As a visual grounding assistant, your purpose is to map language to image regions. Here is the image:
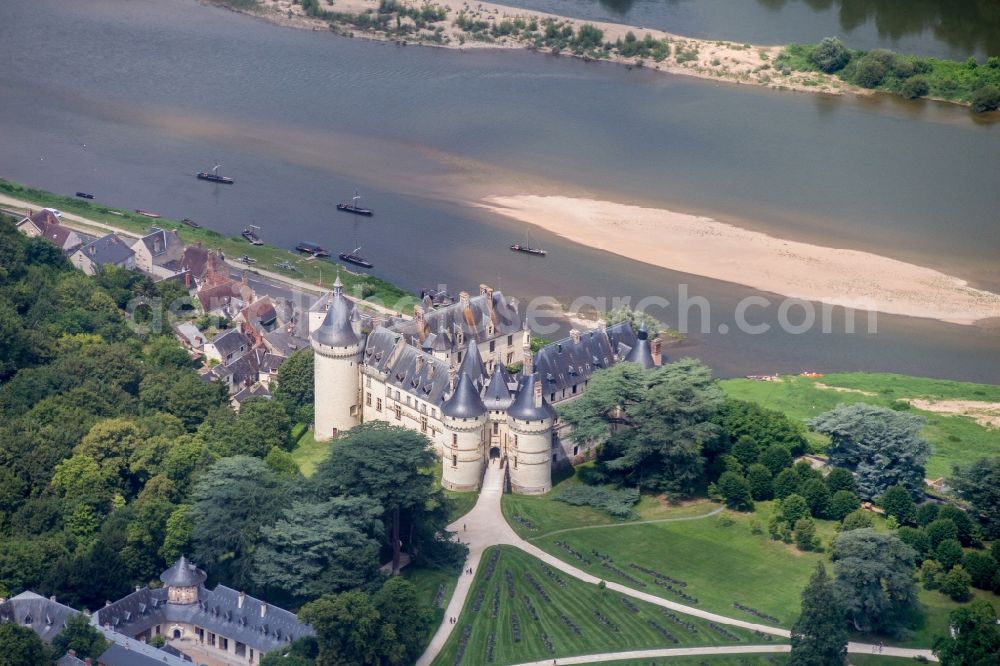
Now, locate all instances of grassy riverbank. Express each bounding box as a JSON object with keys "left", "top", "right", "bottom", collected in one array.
[
  {"left": 778, "top": 39, "right": 1000, "bottom": 110},
  {"left": 0, "top": 177, "right": 415, "bottom": 310}
]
